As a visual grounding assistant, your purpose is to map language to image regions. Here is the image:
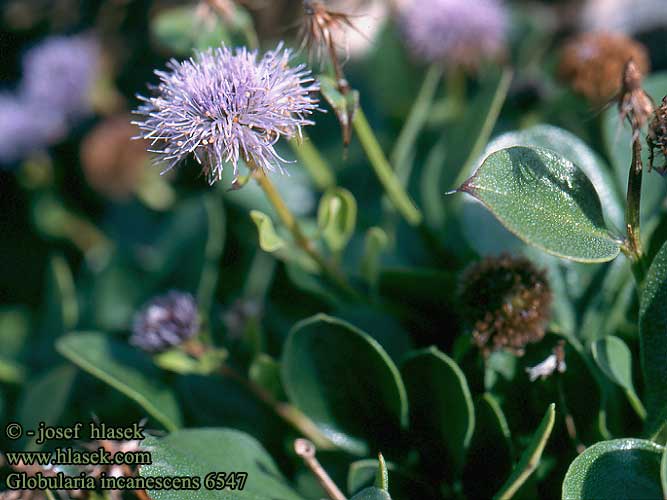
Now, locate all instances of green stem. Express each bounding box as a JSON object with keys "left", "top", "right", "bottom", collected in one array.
[
  {"left": 289, "top": 135, "right": 336, "bottom": 190},
  {"left": 219, "top": 364, "right": 336, "bottom": 451},
  {"left": 626, "top": 388, "right": 648, "bottom": 421},
  {"left": 391, "top": 64, "right": 443, "bottom": 186},
  {"left": 249, "top": 163, "right": 358, "bottom": 299},
  {"left": 353, "top": 108, "right": 423, "bottom": 226},
  {"left": 623, "top": 138, "right": 648, "bottom": 284}
]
